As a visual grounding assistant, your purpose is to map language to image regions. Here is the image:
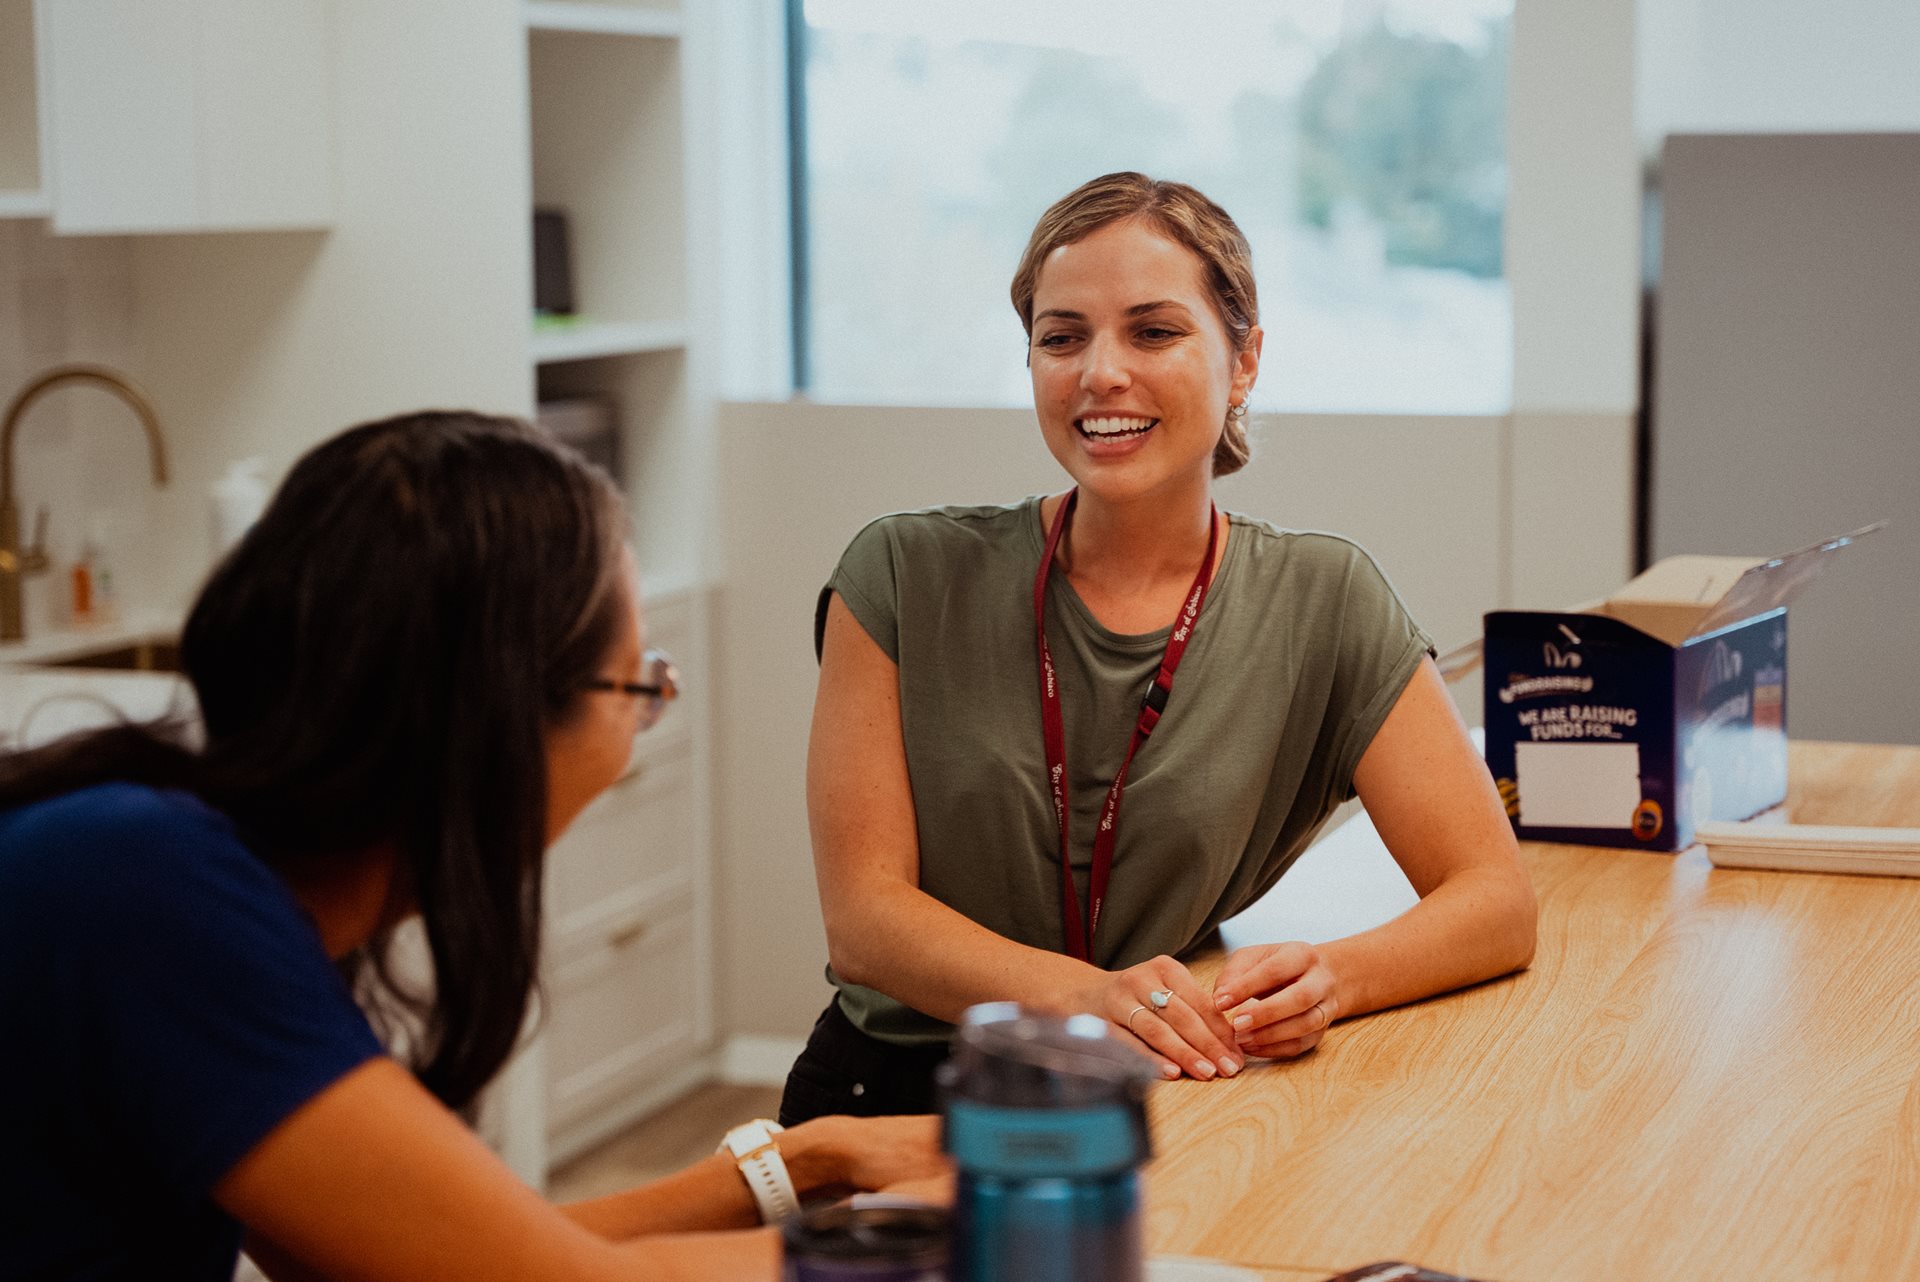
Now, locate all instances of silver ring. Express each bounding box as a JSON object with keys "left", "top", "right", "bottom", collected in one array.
[
  {"left": 1148, "top": 989, "right": 1174, "bottom": 1010},
  {"left": 1311, "top": 1001, "right": 1328, "bottom": 1031},
  {"left": 1125, "top": 1004, "right": 1151, "bottom": 1036}
]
